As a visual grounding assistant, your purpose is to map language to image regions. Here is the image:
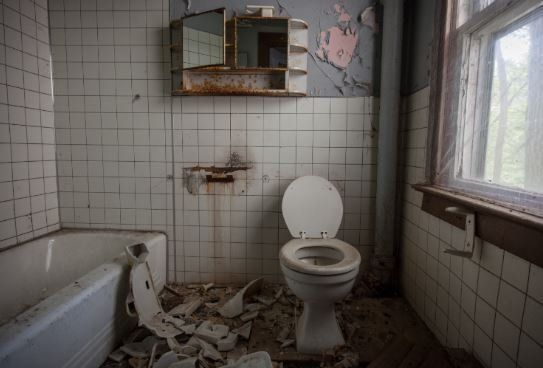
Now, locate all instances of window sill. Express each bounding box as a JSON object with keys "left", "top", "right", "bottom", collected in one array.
[{"left": 412, "top": 184, "right": 543, "bottom": 268}]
